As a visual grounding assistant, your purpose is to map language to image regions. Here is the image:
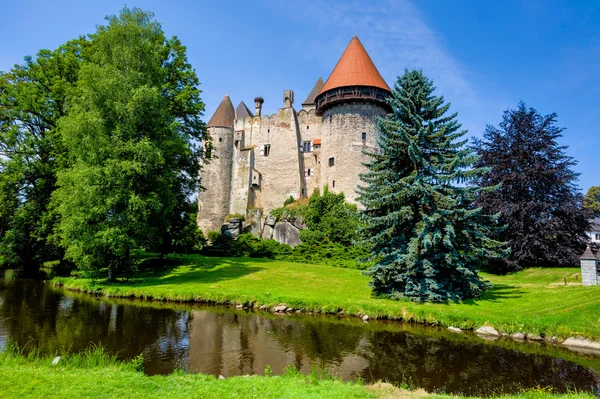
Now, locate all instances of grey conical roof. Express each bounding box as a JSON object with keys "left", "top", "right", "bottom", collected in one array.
[
  {"left": 580, "top": 244, "right": 598, "bottom": 260},
  {"left": 207, "top": 95, "right": 235, "bottom": 128},
  {"left": 236, "top": 101, "right": 254, "bottom": 119},
  {"left": 302, "top": 77, "right": 325, "bottom": 106}
]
